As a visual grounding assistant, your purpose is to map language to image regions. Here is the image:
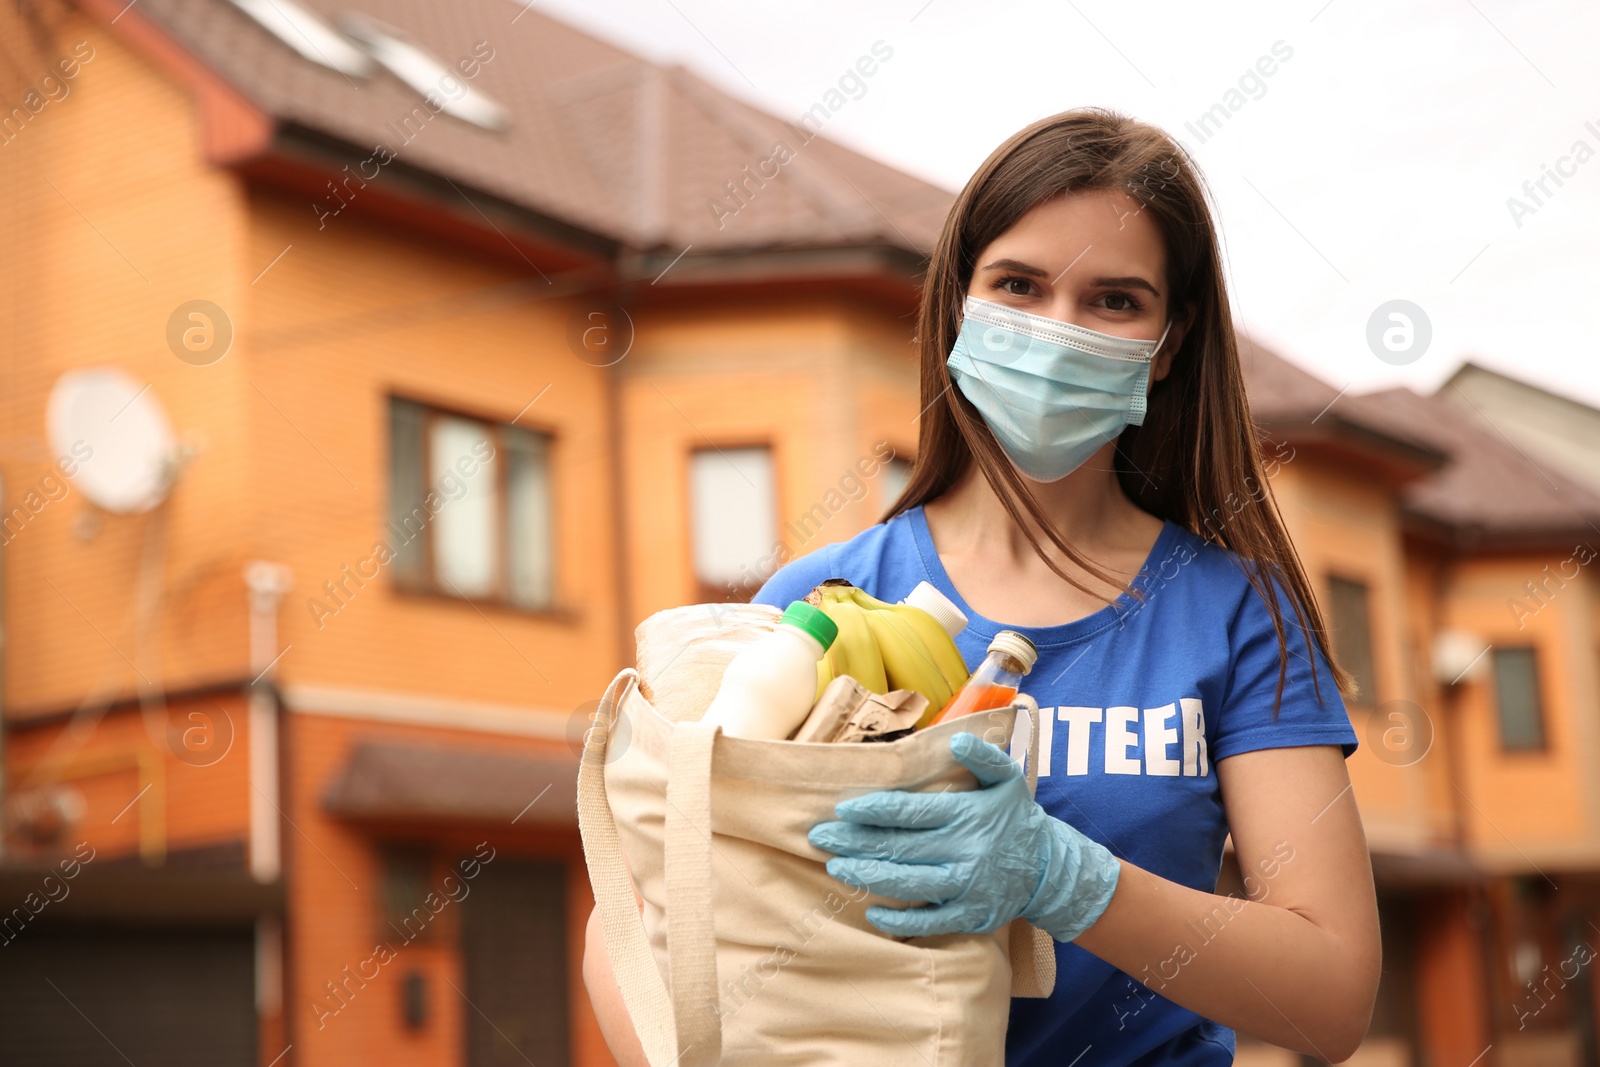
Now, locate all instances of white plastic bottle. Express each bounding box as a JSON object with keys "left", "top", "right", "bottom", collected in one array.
[
  {"left": 901, "top": 580, "right": 968, "bottom": 637},
  {"left": 701, "top": 601, "right": 839, "bottom": 739}
]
